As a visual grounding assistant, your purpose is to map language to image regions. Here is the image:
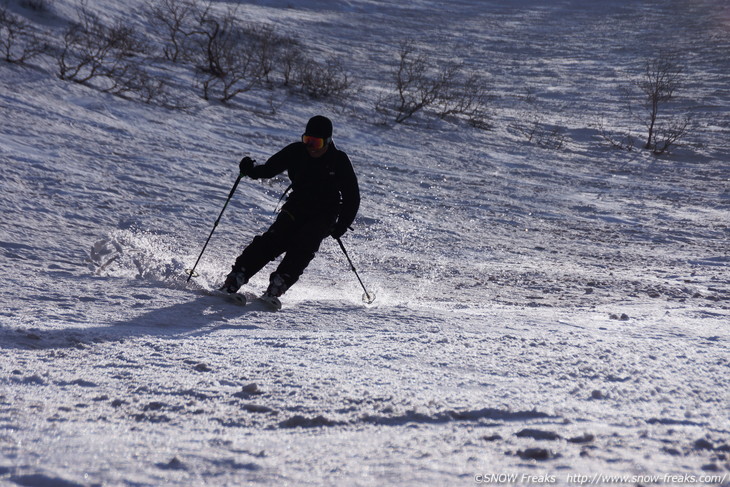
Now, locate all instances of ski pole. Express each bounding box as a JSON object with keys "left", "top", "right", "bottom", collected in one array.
[
  {"left": 336, "top": 237, "right": 375, "bottom": 304},
  {"left": 186, "top": 173, "right": 243, "bottom": 282}
]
